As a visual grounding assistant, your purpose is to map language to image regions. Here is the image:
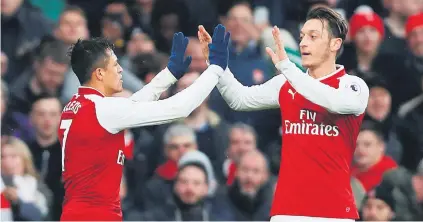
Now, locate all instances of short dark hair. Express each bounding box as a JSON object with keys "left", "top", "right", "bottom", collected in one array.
[
  {"left": 360, "top": 120, "right": 384, "bottom": 141},
  {"left": 69, "top": 38, "right": 115, "bottom": 84},
  {"left": 306, "top": 7, "right": 348, "bottom": 42},
  {"left": 131, "top": 53, "right": 165, "bottom": 80},
  {"left": 61, "top": 5, "right": 86, "bottom": 20},
  {"left": 31, "top": 94, "right": 62, "bottom": 111},
  {"left": 36, "top": 40, "right": 70, "bottom": 65},
  {"left": 177, "top": 162, "right": 209, "bottom": 184}
]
